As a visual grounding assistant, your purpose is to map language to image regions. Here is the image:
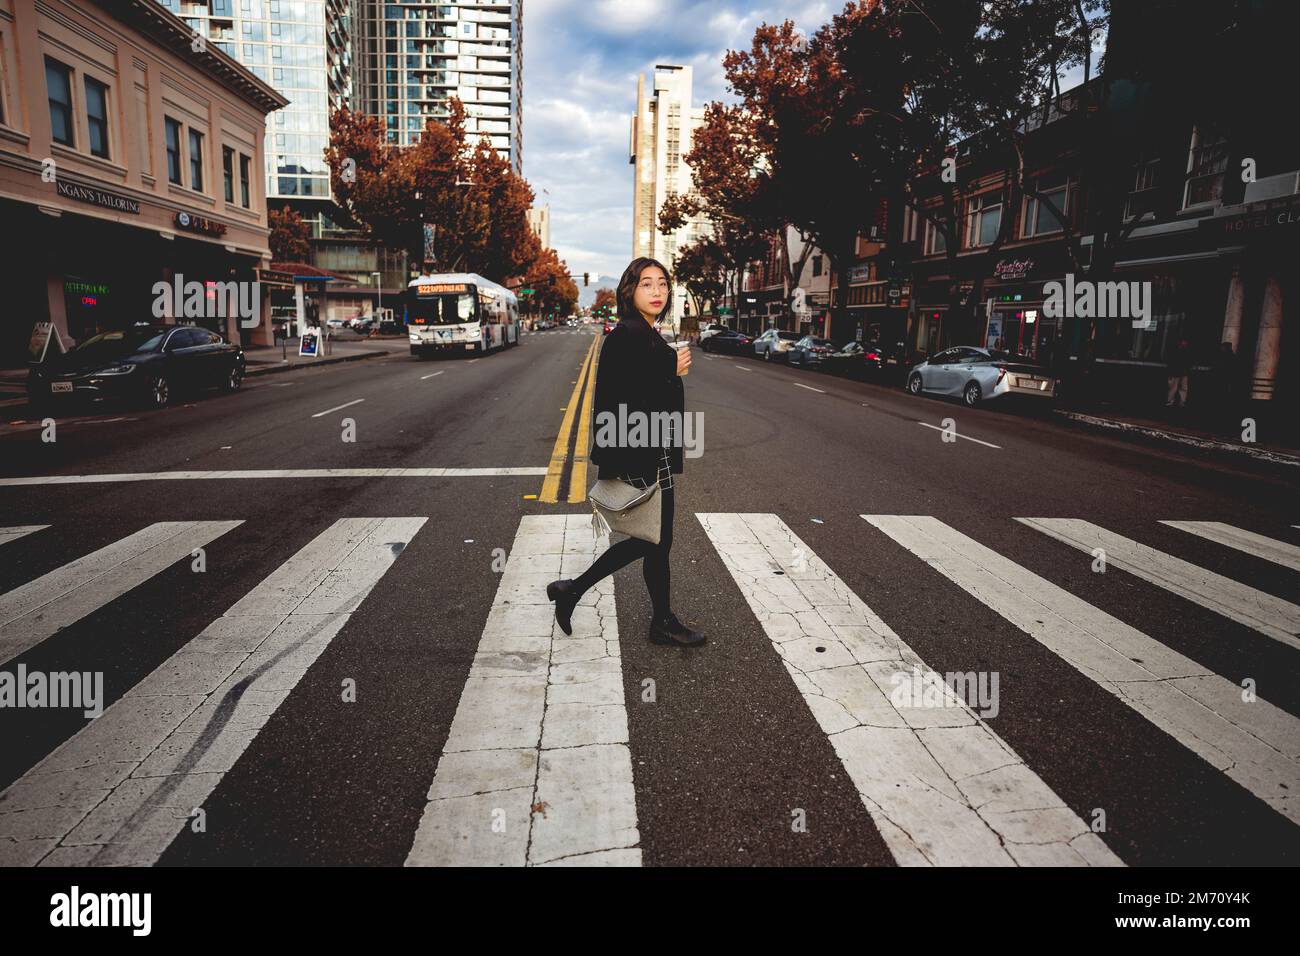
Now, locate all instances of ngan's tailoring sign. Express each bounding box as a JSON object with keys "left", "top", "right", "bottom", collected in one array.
[{"left": 55, "top": 180, "right": 140, "bottom": 214}]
